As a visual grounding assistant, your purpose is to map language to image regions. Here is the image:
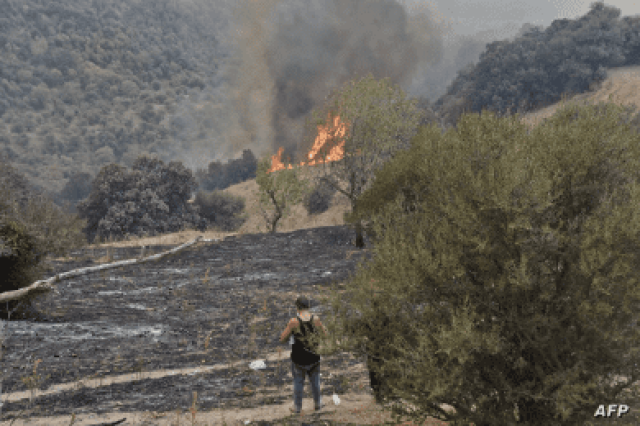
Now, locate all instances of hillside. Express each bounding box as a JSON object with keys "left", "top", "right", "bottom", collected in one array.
[
  {"left": 74, "top": 63, "right": 640, "bottom": 252},
  {"left": 518, "top": 65, "right": 640, "bottom": 131},
  {"left": 3, "top": 1, "right": 640, "bottom": 253},
  {"left": 215, "top": 64, "right": 640, "bottom": 240},
  {"left": 0, "top": 0, "right": 229, "bottom": 204}
]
